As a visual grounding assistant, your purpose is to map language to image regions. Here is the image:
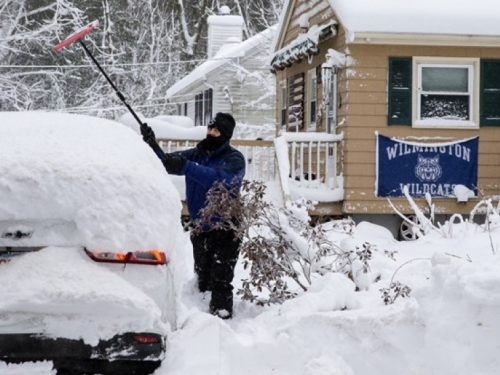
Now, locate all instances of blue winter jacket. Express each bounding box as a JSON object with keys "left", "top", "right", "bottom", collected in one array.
[{"left": 171, "top": 139, "right": 246, "bottom": 223}]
